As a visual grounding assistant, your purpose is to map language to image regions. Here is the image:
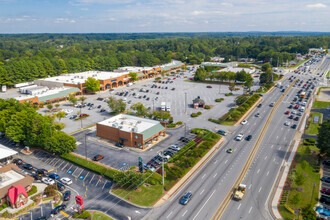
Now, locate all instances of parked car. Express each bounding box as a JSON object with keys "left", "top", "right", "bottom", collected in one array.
[
  {"left": 217, "top": 130, "right": 227, "bottom": 136},
  {"left": 321, "top": 188, "right": 330, "bottom": 195},
  {"left": 285, "top": 111, "right": 290, "bottom": 115},
  {"left": 49, "top": 173, "right": 60, "bottom": 180},
  {"left": 169, "top": 145, "right": 181, "bottom": 151},
  {"left": 13, "top": 158, "right": 23, "bottom": 165},
  {"left": 284, "top": 121, "right": 291, "bottom": 126},
  {"left": 291, "top": 124, "right": 297, "bottom": 129},
  {"left": 321, "top": 177, "right": 330, "bottom": 183},
  {"left": 60, "top": 177, "right": 73, "bottom": 185},
  {"left": 320, "top": 195, "right": 330, "bottom": 205},
  {"left": 289, "top": 115, "right": 294, "bottom": 119},
  {"left": 69, "top": 115, "right": 77, "bottom": 119},
  {"left": 33, "top": 174, "right": 42, "bottom": 180},
  {"left": 294, "top": 117, "right": 299, "bottom": 121},
  {"left": 37, "top": 169, "right": 48, "bottom": 175},
  {"left": 63, "top": 191, "right": 71, "bottom": 201},
  {"left": 100, "top": 109, "right": 106, "bottom": 112},
  {"left": 41, "top": 177, "right": 55, "bottom": 185},
  {"left": 97, "top": 105, "right": 102, "bottom": 108},
  {"left": 23, "top": 164, "right": 33, "bottom": 170},
  {"left": 51, "top": 204, "right": 66, "bottom": 215},
  {"left": 206, "top": 86, "right": 212, "bottom": 88},
  {"left": 56, "top": 182, "right": 66, "bottom": 191},
  {"left": 93, "top": 155, "right": 104, "bottom": 161},
  {"left": 180, "top": 192, "right": 192, "bottom": 205}
]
